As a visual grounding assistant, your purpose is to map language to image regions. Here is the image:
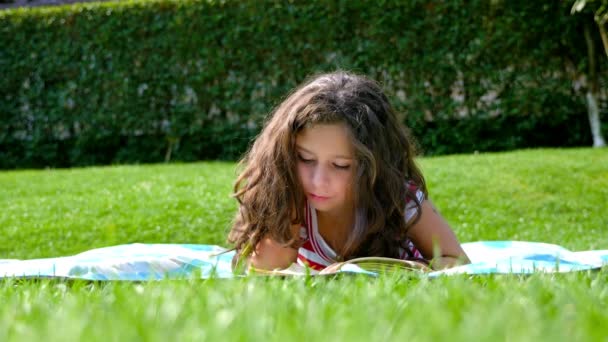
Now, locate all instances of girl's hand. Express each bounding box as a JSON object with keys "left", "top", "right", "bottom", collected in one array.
[
  {"left": 429, "top": 256, "right": 470, "bottom": 270},
  {"left": 319, "top": 262, "right": 344, "bottom": 274}
]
